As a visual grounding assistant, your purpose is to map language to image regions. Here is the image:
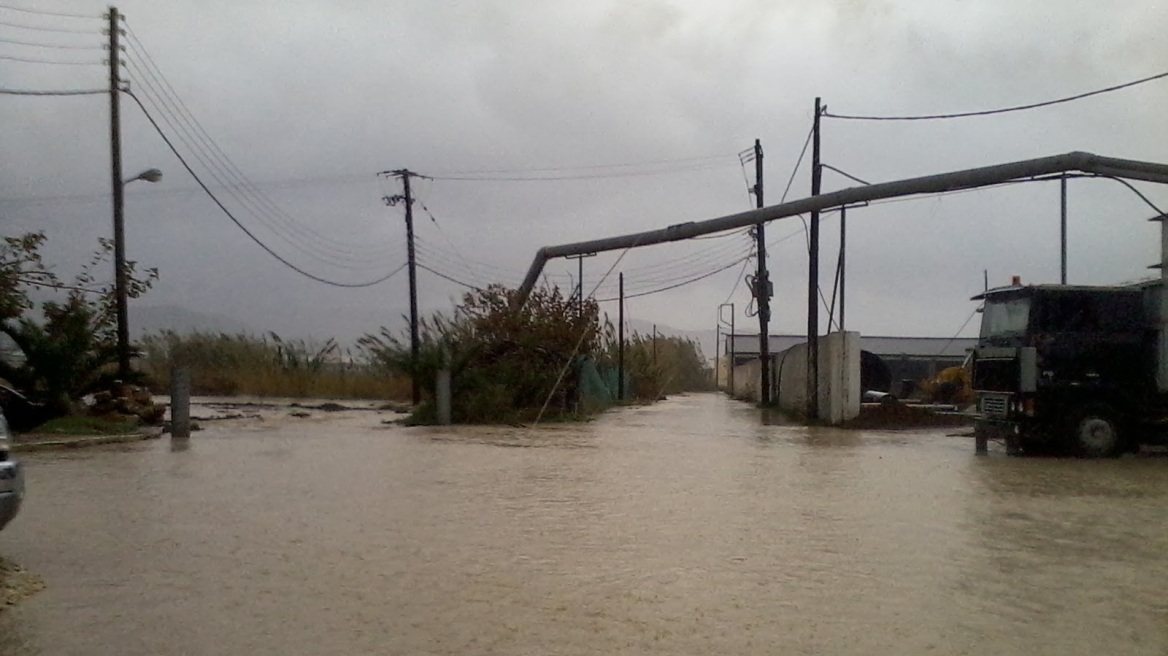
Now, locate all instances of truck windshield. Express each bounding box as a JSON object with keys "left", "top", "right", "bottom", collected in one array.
[{"left": 980, "top": 298, "right": 1029, "bottom": 341}]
